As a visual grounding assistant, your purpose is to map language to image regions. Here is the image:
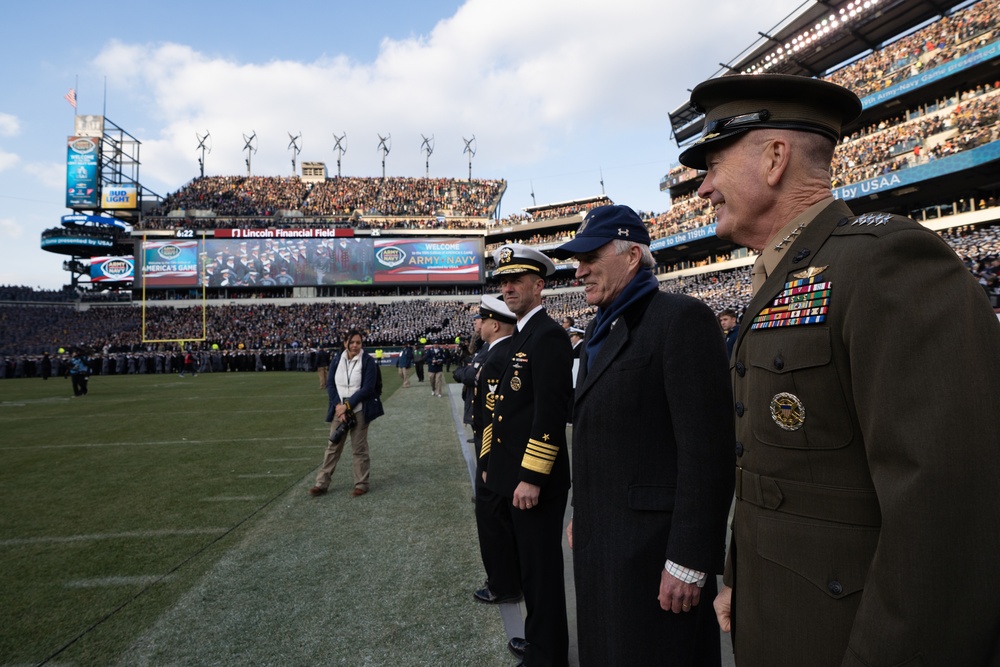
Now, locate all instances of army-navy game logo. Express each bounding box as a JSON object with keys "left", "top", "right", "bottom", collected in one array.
[
  {"left": 99, "top": 258, "right": 133, "bottom": 279},
  {"left": 375, "top": 246, "right": 406, "bottom": 268},
  {"left": 157, "top": 244, "right": 183, "bottom": 260}
]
